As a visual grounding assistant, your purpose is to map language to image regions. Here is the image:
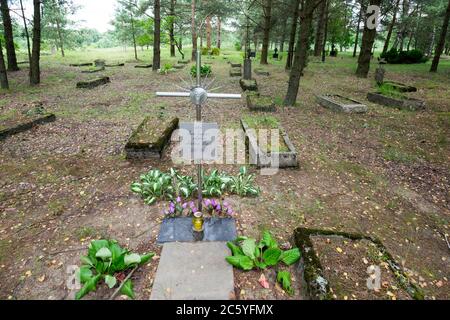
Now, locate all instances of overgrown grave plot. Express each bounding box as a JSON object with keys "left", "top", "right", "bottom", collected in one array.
[
  {"left": 241, "top": 116, "right": 298, "bottom": 168},
  {"left": 245, "top": 91, "right": 276, "bottom": 112},
  {"left": 316, "top": 94, "right": 368, "bottom": 113},
  {"left": 230, "top": 67, "right": 242, "bottom": 77},
  {"left": 383, "top": 81, "right": 417, "bottom": 93},
  {"left": 294, "top": 228, "right": 424, "bottom": 300},
  {"left": 105, "top": 62, "right": 125, "bottom": 67},
  {"left": 135, "top": 64, "right": 153, "bottom": 69},
  {"left": 367, "top": 83, "right": 425, "bottom": 111},
  {"left": 69, "top": 62, "right": 93, "bottom": 67},
  {"left": 0, "top": 105, "right": 56, "bottom": 141},
  {"left": 254, "top": 69, "right": 270, "bottom": 76},
  {"left": 173, "top": 64, "right": 185, "bottom": 70},
  {"left": 125, "top": 116, "right": 179, "bottom": 160},
  {"left": 76, "top": 77, "right": 110, "bottom": 89},
  {"left": 81, "top": 66, "right": 105, "bottom": 73}
]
